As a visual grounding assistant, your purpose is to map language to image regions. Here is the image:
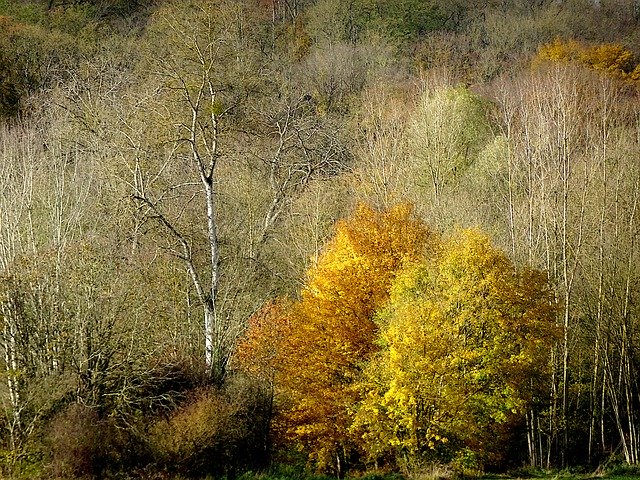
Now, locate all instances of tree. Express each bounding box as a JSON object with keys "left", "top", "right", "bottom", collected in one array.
[
  {"left": 534, "top": 39, "right": 639, "bottom": 81},
  {"left": 350, "top": 82, "right": 415, "bottom": 210},
  {"left": 0, "top": 112, "right": 134, "bottom": 472},
  {"left": 351, "top": 229, "right": 558, "bottom": 472},
  {"left": 232, "top": 50, "right": 350, "bottom": 263},
  {"left": 239, "top": 203, "right": 431, "bottom": 473},
  {"left": 304, "top": 0, "right": 447, "bottom": 45},
  {"left": 123, "top": 0, "right": 352, "bottom": 384},
  {"left": 406, "top": 85, "right": 492, "bottom": 226},
  {"left": 487, "top": 63, "right": 640, "bottom": 466},
  {"left": 121, "top": 0, "right": 271, "bottom": 384}
]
